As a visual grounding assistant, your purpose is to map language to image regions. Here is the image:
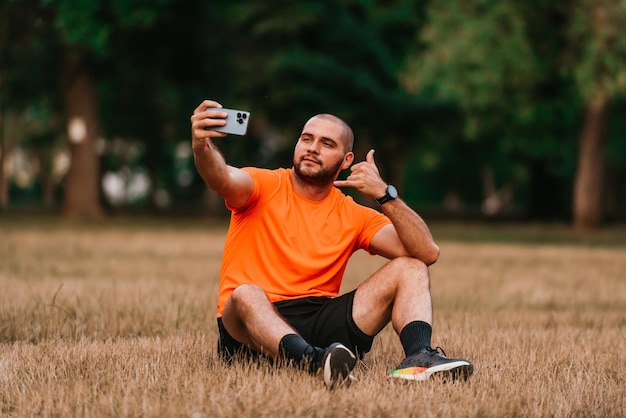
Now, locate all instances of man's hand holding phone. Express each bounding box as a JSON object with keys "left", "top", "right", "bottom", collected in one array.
[
  {"left": 191, "top": 100, "right": 226, "bottom": 152},
  {"left": 191, "top": 100, "right": 255, "bottom": 208},
  {"left": 191, "top": 100, "right": 250, "bottom": 148}
]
